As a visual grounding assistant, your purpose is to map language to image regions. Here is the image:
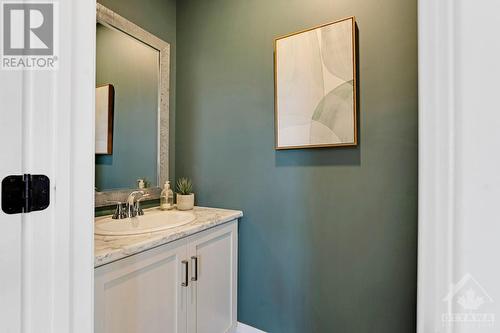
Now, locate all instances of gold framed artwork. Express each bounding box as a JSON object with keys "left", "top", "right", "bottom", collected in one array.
[
  {"left": 95, "top": 84, "right": 115, "bottom": 155},
  {"left": 274, "top": 17, "right": 357, "bottom": 150}
]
